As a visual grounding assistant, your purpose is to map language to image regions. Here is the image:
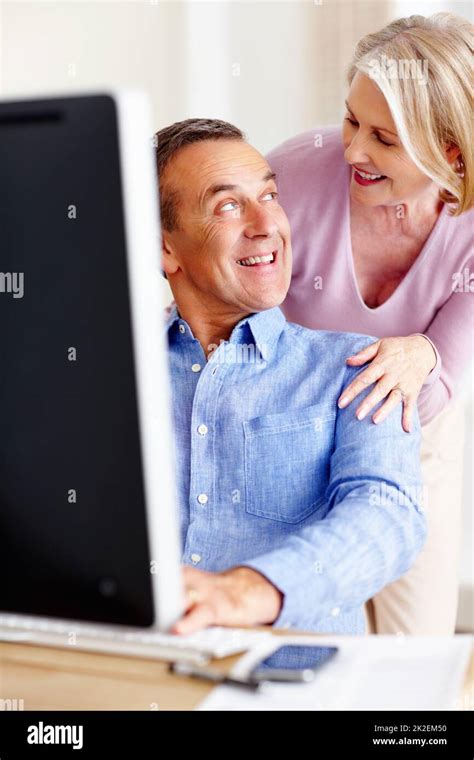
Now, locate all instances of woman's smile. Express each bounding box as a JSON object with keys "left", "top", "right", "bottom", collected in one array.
[{"left": 353, "top": 166, "right": 388, "bottom": 186}]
